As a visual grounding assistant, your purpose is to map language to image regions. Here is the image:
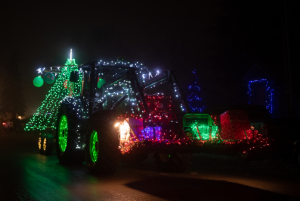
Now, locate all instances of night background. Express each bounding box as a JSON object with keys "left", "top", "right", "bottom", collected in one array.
[
  {"left": 1, "top": 1, "right": 300, "bottom": 200},
  {"left": 1, "top": 0, "right": 299, "bottom": 117}
]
